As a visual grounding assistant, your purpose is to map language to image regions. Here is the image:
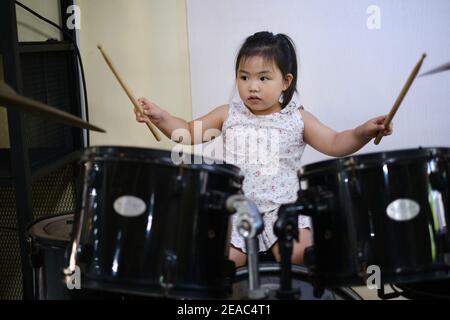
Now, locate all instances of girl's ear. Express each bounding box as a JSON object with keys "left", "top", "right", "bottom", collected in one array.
[{"left": 283, "top": 73, "right": 294, "bottom": 90}]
